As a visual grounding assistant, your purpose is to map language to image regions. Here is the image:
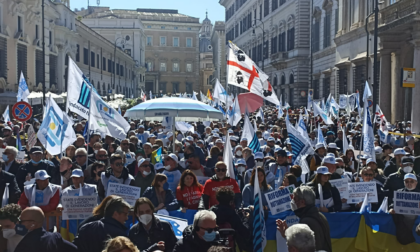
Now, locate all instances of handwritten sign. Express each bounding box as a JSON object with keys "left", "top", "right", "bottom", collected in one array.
[
  {"left": 264, "top": 185, "right": 295, "bottom": 215},
  {"left": 27, "top": 125, "right": 37, "bottom": 150},
  {"left": 330, "top": 178, "right": 349, "bottom": 199},
  {"left": 106, "top": 183, "right": 141, "bottom": 206},
  {"left": 61, "top": 196, "right": 97, "bottom": 220},
  {"left": 348, "top": 182, "right": 378, "bottom": 203},
  {"left": 393, "top": 191, "right": 420, "bottom": 216}
]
